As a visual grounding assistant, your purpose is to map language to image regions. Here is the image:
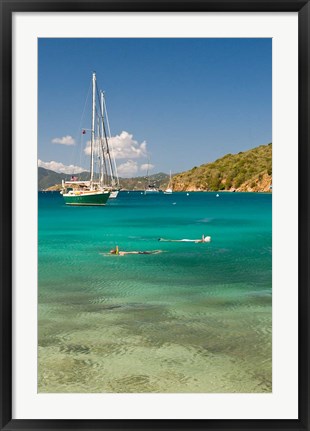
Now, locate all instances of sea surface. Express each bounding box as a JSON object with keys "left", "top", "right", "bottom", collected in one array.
[{"left": 38, "top": 191, "right": 272, "bottom": 393}]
